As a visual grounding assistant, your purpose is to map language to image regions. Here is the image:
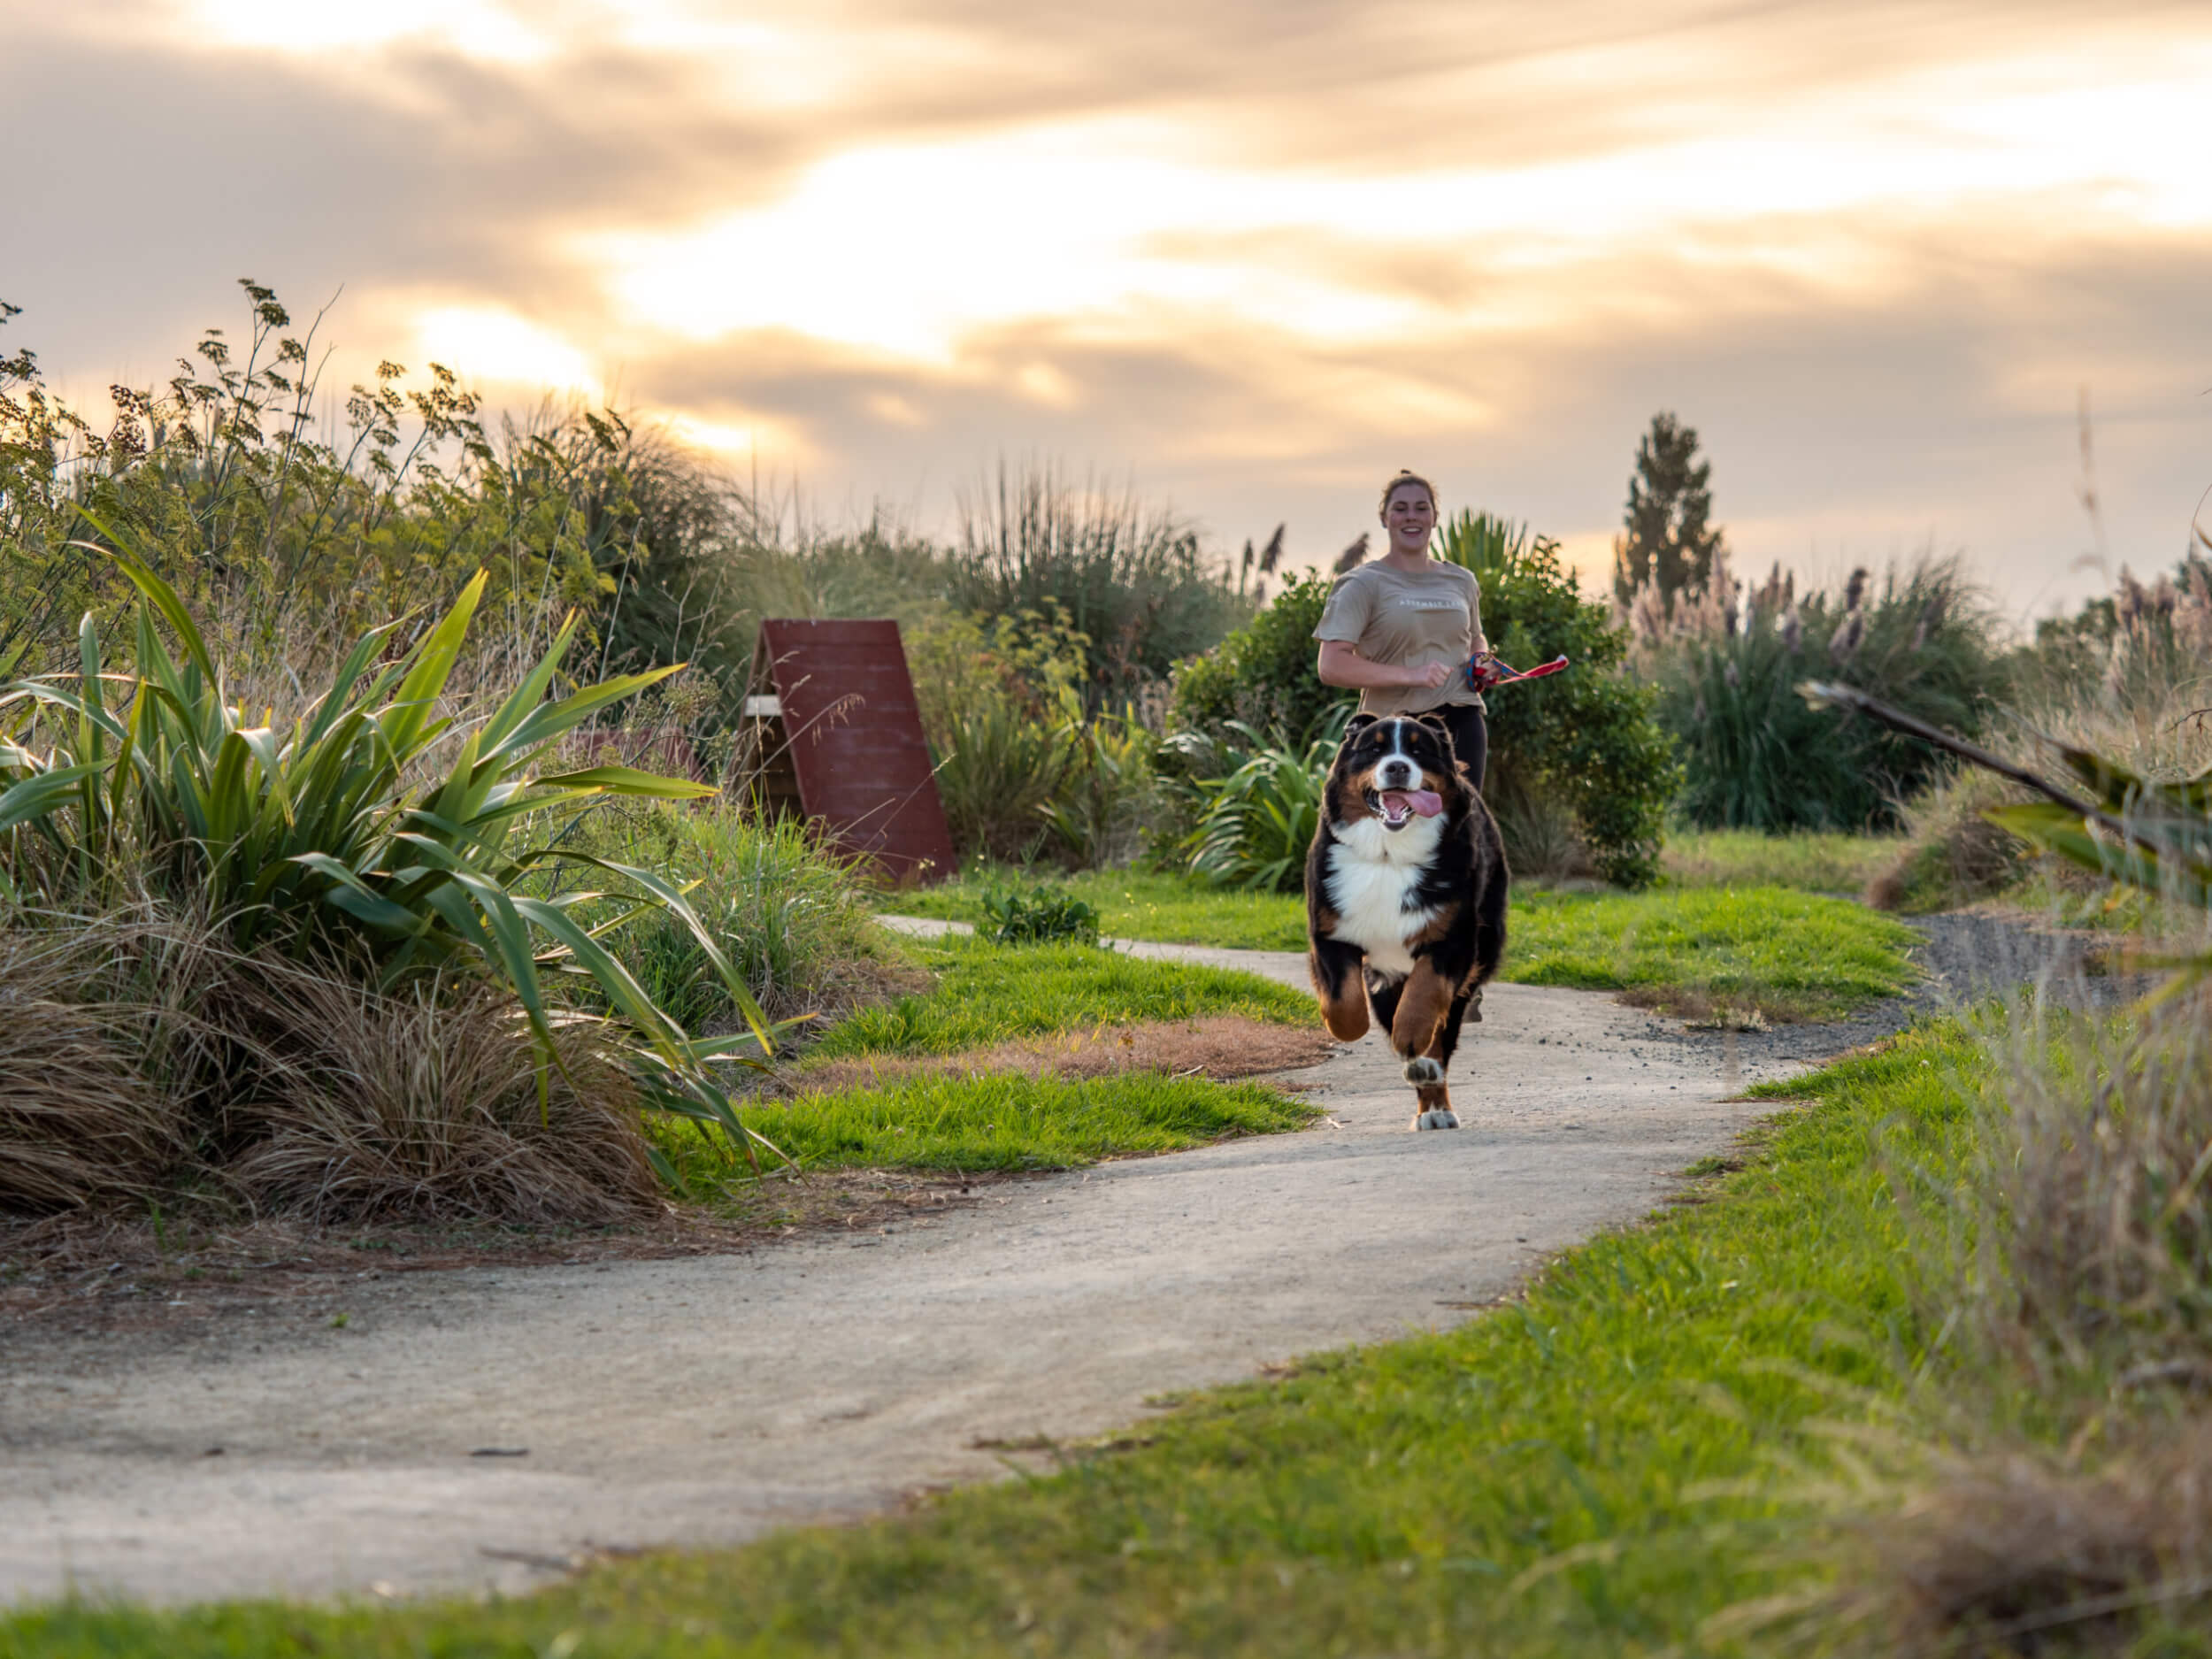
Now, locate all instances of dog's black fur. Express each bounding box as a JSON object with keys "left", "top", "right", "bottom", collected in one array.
[{"left": 1304, "top": 711, "right": 1508, "bottom": 1129}]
